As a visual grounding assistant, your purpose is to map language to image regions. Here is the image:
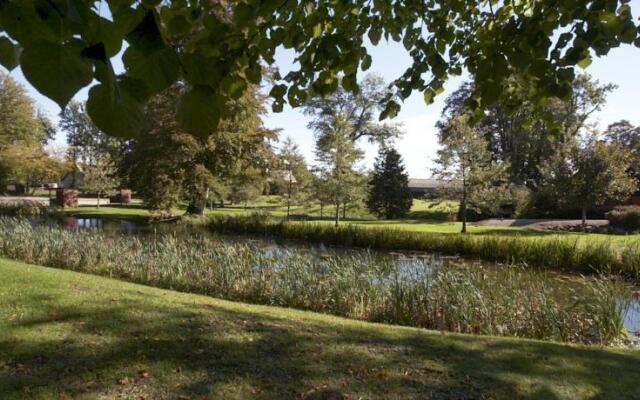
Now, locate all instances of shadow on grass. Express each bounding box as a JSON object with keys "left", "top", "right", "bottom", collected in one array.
[{"left": 2, "top": 289, "right": 639, "bottom": 399}]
